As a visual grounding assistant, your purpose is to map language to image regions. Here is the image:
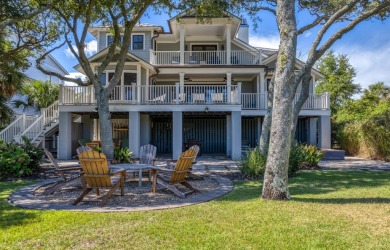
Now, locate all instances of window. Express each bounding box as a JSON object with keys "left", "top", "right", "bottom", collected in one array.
[
  {"left": 107, "top": 35, "right": 123, "bottom": 47},
  {"left": 132, "top": 34, "right": 144, "bottom": 50},
  {"left": 101, "top": 73, "right": 106, "bottom": 86}
]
